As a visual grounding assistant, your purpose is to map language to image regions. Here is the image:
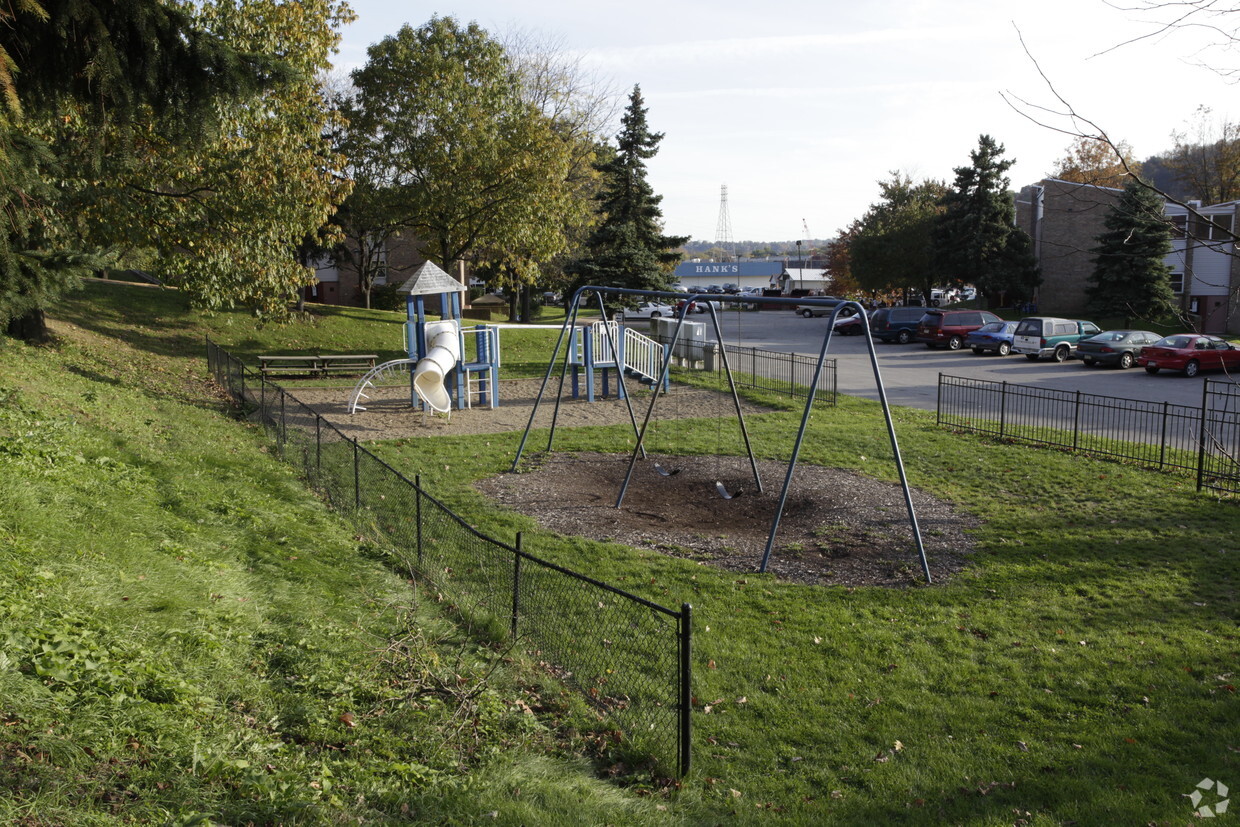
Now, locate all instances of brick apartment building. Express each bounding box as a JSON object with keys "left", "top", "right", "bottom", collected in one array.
[{"left": 1015, "top": 177, "right": 1240, "bottom": 334}]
